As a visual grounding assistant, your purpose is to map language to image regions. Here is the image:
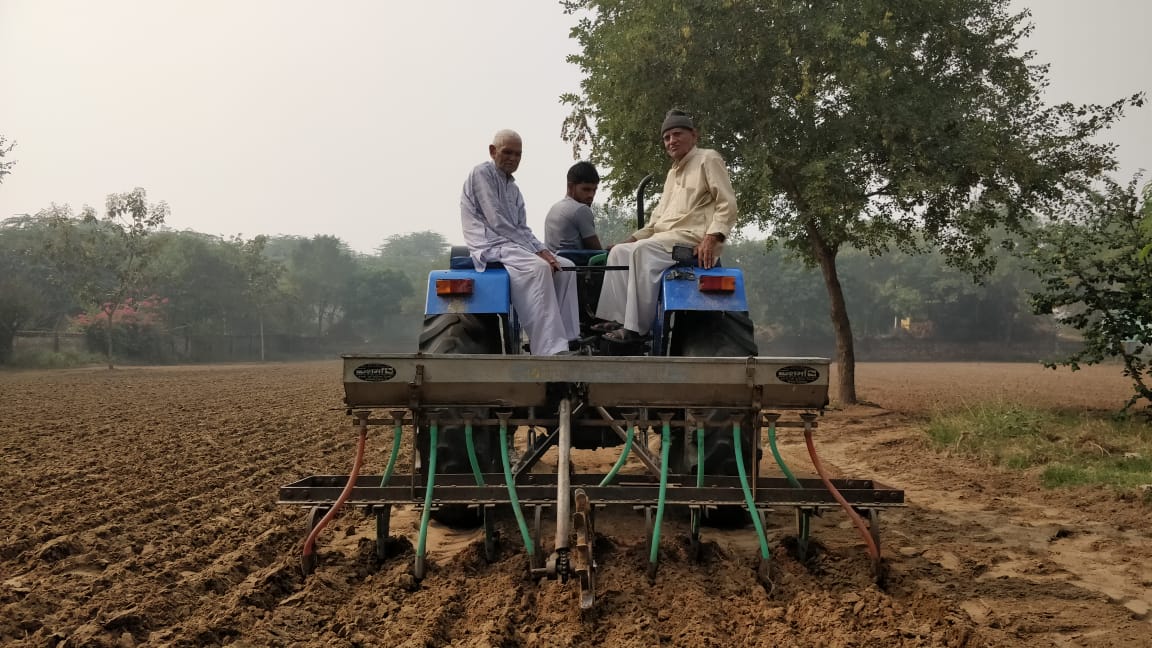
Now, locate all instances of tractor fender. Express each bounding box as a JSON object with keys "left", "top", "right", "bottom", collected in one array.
[
  {"left": 660, "top": 267, "right": 749, "bottom": 312},
  {"left": 424, "top": 268, "right": 512, "bottom": 315}
]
